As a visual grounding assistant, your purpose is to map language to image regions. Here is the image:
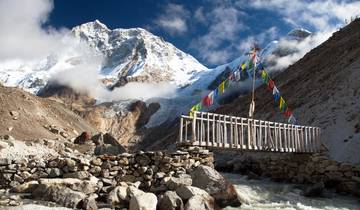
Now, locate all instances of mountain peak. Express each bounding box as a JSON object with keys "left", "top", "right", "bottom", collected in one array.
[
  {"left": 287, "top": 28, "right": 312, "bottom": 39},
  {"left": 82, "top": 19, "right": 109, "bottom": 30}
]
